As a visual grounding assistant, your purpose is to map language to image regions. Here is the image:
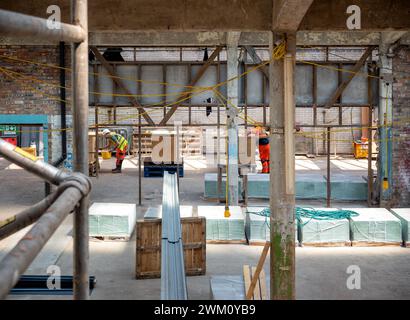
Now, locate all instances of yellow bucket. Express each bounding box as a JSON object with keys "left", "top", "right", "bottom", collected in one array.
[{"left": 101, "top": 150, "right": 112, "bottom": 159}]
